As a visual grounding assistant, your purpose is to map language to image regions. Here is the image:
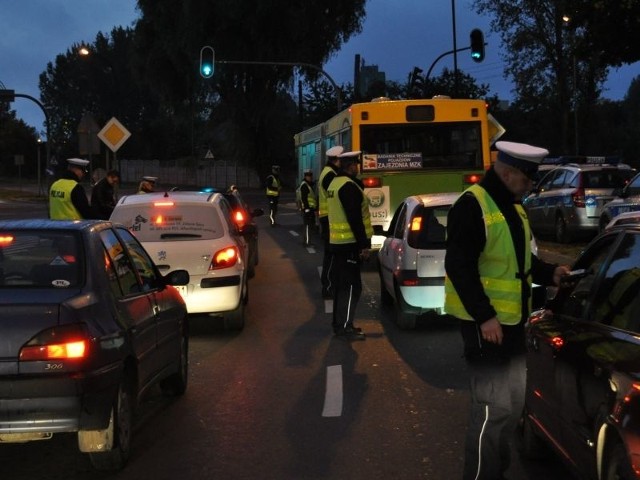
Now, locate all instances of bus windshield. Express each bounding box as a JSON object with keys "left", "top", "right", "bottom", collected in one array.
[{"left": 360, "top": 121, "right": 482, "bottom": 170}]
